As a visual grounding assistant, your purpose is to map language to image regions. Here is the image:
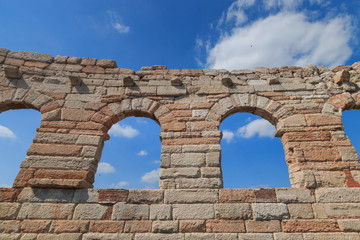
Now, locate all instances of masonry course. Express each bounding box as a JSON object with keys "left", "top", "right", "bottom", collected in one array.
[{"left": 1, "top": 48, "right": 360, "bottom": 238}]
